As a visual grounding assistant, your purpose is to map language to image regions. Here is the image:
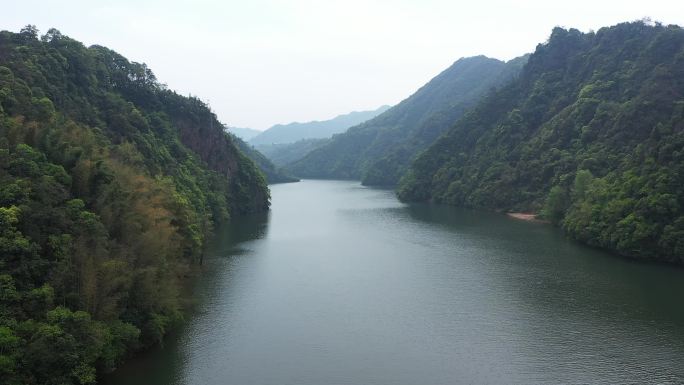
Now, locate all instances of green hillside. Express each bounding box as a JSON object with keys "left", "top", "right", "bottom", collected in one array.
[
  {"left": 288, "top": 55, "right": 526, "bottom": 185},
  {"left": 399, "top": 21, "right": 684, "bottom": 263},
  {"left": 230, "top": 134, "right": 299, "bottom": 183},
  {"left": 0, "top": 26, "right": 269, "bottom": 384},
  {"left": 255, "top": 138, "right": 329, "bottom": 168}
]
